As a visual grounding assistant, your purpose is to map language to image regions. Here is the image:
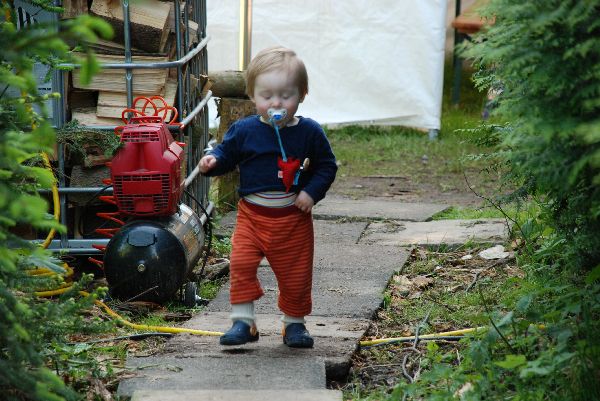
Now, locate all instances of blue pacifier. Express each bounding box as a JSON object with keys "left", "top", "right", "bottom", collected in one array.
[{"left": 267, "top": 108, "right": 288, "bottom": 123}]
